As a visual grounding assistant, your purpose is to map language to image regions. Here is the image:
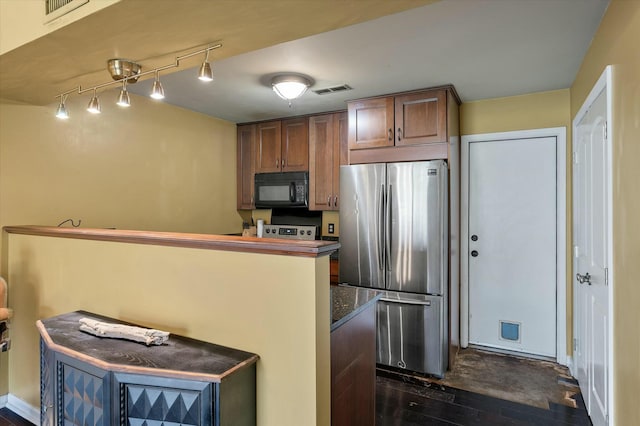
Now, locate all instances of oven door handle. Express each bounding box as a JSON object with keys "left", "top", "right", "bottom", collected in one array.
[
  {"left": 379, "top": 297, "right": 431, "bottom": 307},
  {"left": 290, "top": 182, "right": 296, "bottom": 202}
]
